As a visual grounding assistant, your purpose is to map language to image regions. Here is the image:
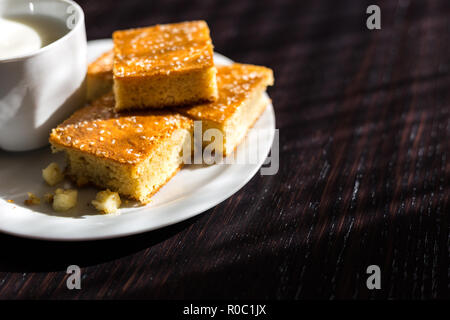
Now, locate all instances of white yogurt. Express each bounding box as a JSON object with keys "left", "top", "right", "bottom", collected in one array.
[
  {"left": 0, "top": 15, "right": 68, "bottom": 60},
  {"left": 0, "top": 18, "right": 41, "bottom": 59}
]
